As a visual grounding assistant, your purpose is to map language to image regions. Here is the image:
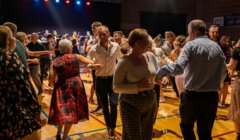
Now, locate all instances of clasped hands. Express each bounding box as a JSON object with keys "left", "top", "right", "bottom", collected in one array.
[
  {"left": 155, "top": 76, "right": 169, "bottom": 86},
  {"left": 87, "top": 63, "right": 102, "bottom": 70},
  {"left": 137, "top": 76, "right": 169, "bottom": 91}
]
